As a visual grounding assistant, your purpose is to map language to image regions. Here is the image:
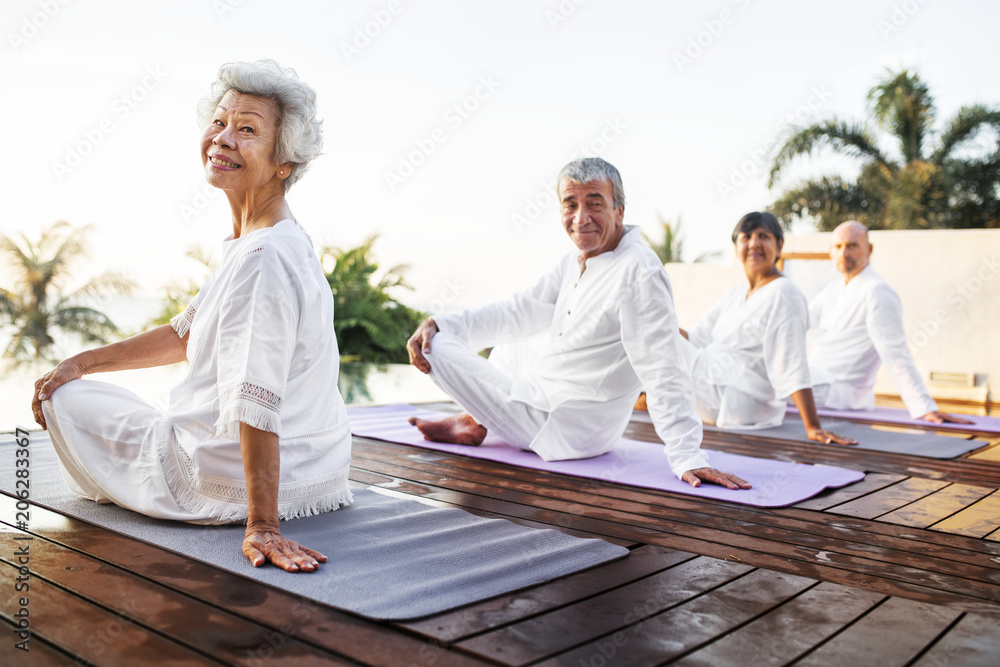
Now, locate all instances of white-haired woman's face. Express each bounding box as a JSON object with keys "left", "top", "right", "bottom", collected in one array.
[{"left": 200, "top": 90, "right": 284, "bottom": 194}]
